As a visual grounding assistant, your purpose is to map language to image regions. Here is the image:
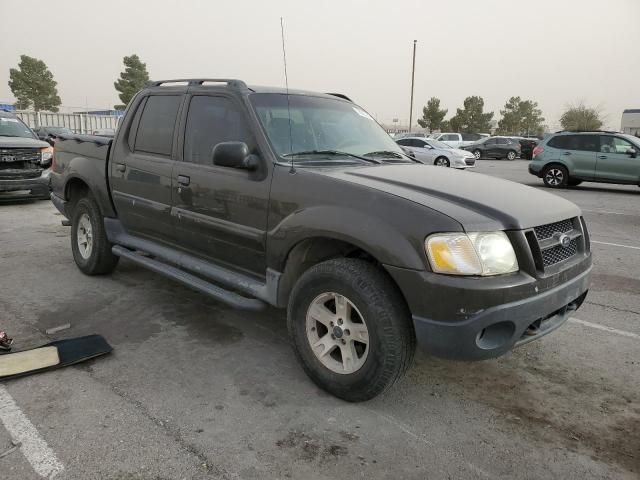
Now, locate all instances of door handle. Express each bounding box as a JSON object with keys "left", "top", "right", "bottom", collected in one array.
[
  {"left": 598, "top": 155, "right": 607, "bottom": 159},
  {"left": 562, "top": 152, "right": 572, "bottom": 156},
  {"left": 177, "top": 175, "right": 190, "bottom": 186},
  {"left": 115, "top": 163, "right": 126, "bottom": 173}
]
